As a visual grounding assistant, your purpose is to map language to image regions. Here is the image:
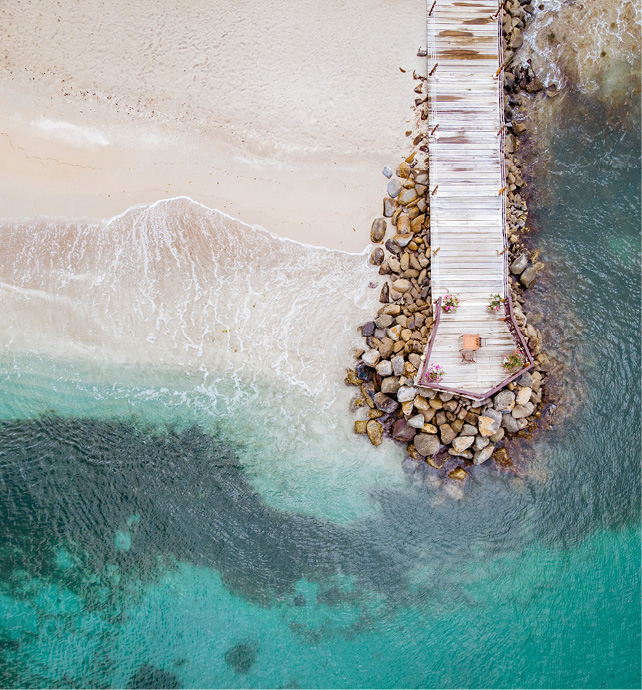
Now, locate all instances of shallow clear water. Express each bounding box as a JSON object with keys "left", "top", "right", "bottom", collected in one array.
[{"left": 0, "top": 92, "right": 640, "bottom": 690}]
